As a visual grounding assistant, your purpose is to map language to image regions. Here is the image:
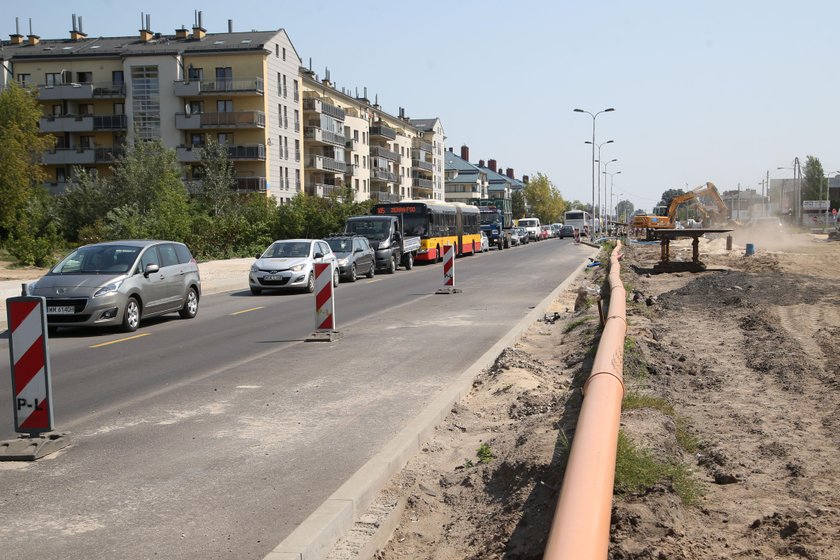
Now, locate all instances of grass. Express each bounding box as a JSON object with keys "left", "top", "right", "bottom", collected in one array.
[
  {"left": 476, "top": 443, "right": 494, "bottom": 464},
  {"left": 622, "top": 391, "right": 699, "bottom": 455},
  {"left": 563, "top": 317, "right": 591, "bottom": 333},
  {"left": 614, "top": 431, "right": 701, "bottom": 506}
]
